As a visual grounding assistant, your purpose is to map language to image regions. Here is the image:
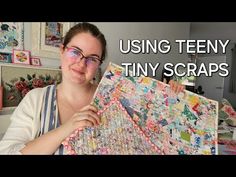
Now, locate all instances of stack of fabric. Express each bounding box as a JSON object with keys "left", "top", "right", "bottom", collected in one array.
[{"left": 218, "top": 98, "right": 236, "bottom": 155}]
